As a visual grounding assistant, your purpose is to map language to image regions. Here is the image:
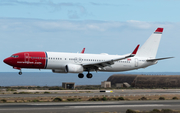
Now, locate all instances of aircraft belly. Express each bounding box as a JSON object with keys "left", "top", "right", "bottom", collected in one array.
[
  {"left": 46, "top": 60, "right": 65, "bottom": 69},
  {"left": 138, "top": 62, "right": 154, "bottom": 68}
]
